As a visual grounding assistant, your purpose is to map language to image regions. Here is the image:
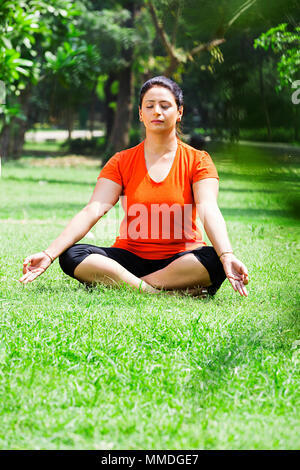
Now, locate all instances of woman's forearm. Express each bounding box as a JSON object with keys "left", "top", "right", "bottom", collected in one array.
[
  {"left": 45, "top": 205, "right": 100, "bottom": 260},
  {"left": 198, "top": 201, "right": 233, "bottom": 257}
]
